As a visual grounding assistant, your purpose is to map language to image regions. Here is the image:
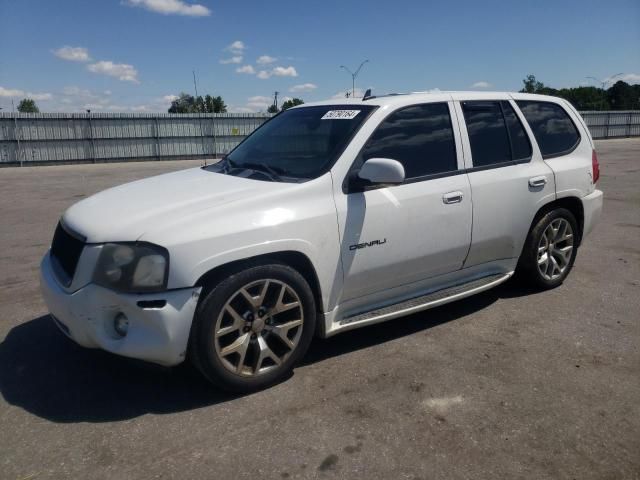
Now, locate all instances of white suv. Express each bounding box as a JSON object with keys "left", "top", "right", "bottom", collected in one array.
[{"left": 40, "top": 91, "right": 603, "bottom": 391}]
